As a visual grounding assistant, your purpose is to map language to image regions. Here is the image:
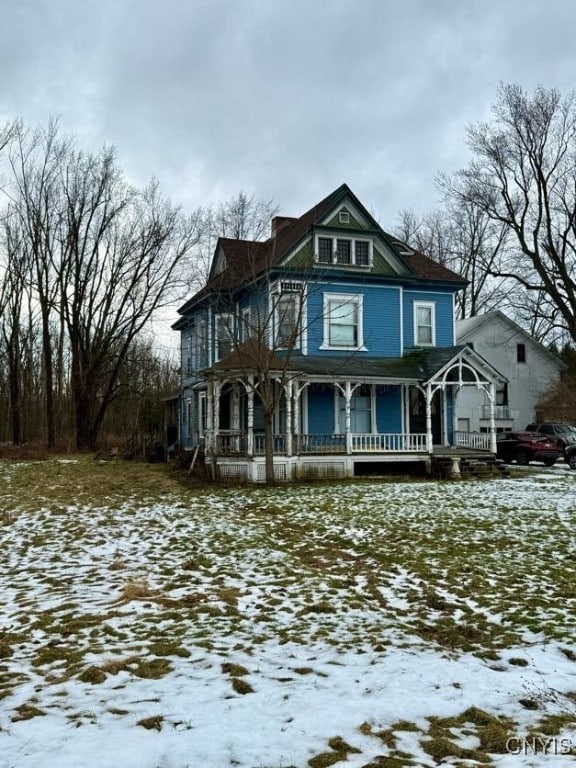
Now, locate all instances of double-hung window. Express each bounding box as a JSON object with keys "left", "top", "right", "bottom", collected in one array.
[
  {"left": 322, "top": 293, "right": 365, "bottom": 350},
  {"left": 414, "top": 302, "right": 435, "bottom": 346},
  {"left": 215, "top": 313, "right": 234, "bottom": 361},
  {"left": 196, "top": 319, "right": 207, "bottom": 368},
  {"left": 276, "top": 295, "right": 299, "bottom": 348},
  {"left": 276, "top": 295, "right": 298, "bottom": 349}
]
